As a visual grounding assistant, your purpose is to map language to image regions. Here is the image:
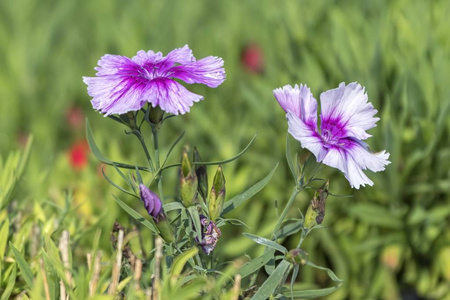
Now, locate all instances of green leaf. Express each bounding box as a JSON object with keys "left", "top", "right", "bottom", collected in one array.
[
  {"left": 243, "top": 233, "right": 287, "bottom": 254},
  {"left": 222, "top": 163, "right": 278, "bottom": 215},
  {"left": 187, "top": 206, "right": 202, "bottom": 241},
  {"left": 0, "top": 218, "right": 9, "bottom": 260},
  {"left": 306, "top": 260, "right": 343, "bottom": 283},
  {"left": 9, "top": 242, "right": 34, "bottom": 290},
  {"left": 276, "top": 220, "right": 303, "bottom": 239},
  {"left": 163, "top": 202, "right": 185, "bottom": 212},
  {"left": 282, "top": 286, "right": 341, "bottom": 299},
  {"left": 160, "top": 131, "right": 185, "bottom": 171},
  {"left": 0, "top": 264, "right": 16, "bottom": 300},
  {"left": 86, "top": 119, "right": 150, "bottom": 172},
  {"left": 112, "top": 195, "right": 159, "bottom": 234},
  {"left": 286, "top": 134, "right": 297, "bottom": 180},
  {"left": 170, "top": 247, "right": 199, "bottom": 285},
  {"left": 238, "top": 249, "right": 275, "bottom": 278},
  {"left": 251, "top": 259, "right": 291, "bottom": 300},
  {"left": 161, "top": 134, "right": 258, "bottom": 171},
  {"left": 101, "top": 167, "right": 138, "bottom": 199}
]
